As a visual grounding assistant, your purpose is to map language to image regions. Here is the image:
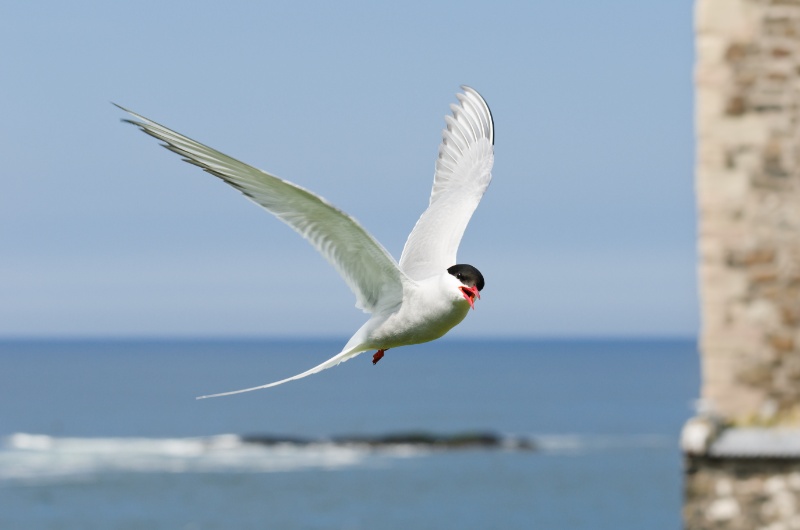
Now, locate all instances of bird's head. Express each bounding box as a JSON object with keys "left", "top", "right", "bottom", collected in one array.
[{"left": 447, "top": 264, "right": 484, "bottom": 310}]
